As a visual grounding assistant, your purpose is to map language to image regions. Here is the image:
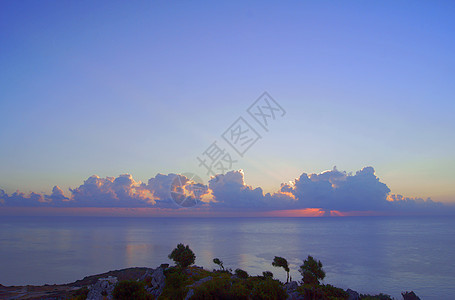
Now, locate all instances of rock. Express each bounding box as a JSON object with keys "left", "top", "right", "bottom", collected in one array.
[
  {"left": 139, "top": 269, "right": 153, "bottom": 281},
  {"left": 346, "top": 288, "right": 360, "bottom": 300},
  {"left": 188, "top": 276, "right": 212, "bottom": 288},
  {"left": 284, "top": 282, "right": 302, "bottom": 300},
  {"left": 184, "top": 288, "right": 195, "bottom": 300},
  {"left": 183, "top": 276, "right": 212, "bottom": 300},
  {"left": 284, "top": 281, "right": 298, "bottom": 291},
  {"left": 86, "top": 276, "right": 117, "bottom": 300},
  {"left": 145, "top": 266, "right": 166, "bottom": 298},
  {"left": 287, "top": 291, "right": 305, "bottom": 300},
  {"left": 402, "top": 291, "right": 421, "bottom": 300}
]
